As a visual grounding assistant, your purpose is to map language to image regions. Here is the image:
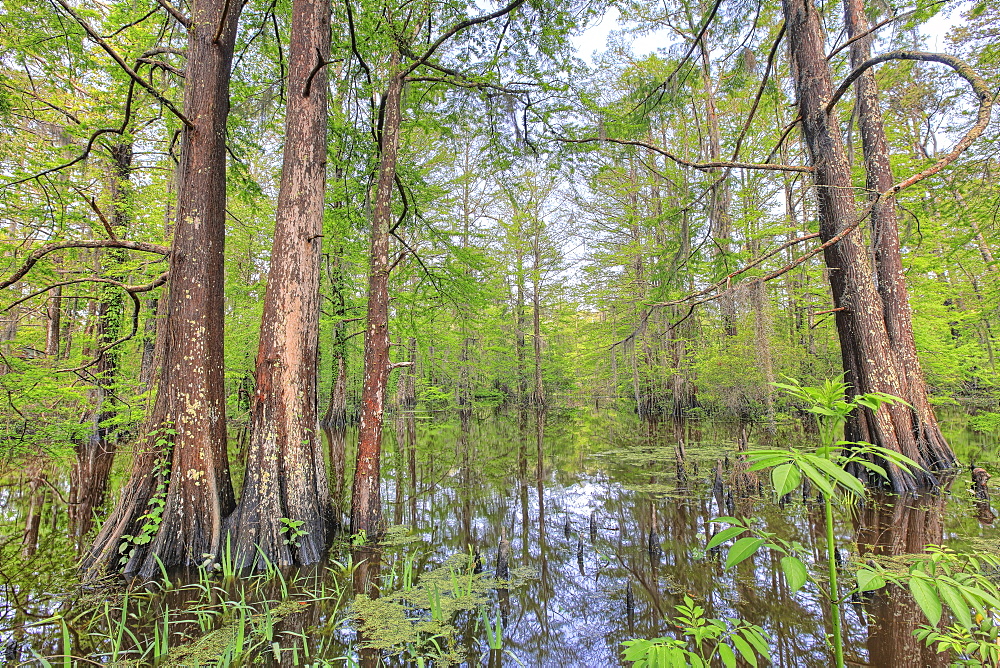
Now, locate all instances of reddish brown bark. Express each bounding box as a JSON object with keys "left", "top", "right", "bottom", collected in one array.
[
  {"left": 351, "top": 58, "right": 403, "bottom": 539},
  {"left": 783, "top": 0, "right": 945, "bottom": 491},
  {"left": 227, "top": 0, "right": 332, "bottom": 567},
  {"left": 83, "top": 0, "right": 242, "bottom": 577},
  {"left": 843, "top": 0, "right": 954, "bottom": 471}
]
